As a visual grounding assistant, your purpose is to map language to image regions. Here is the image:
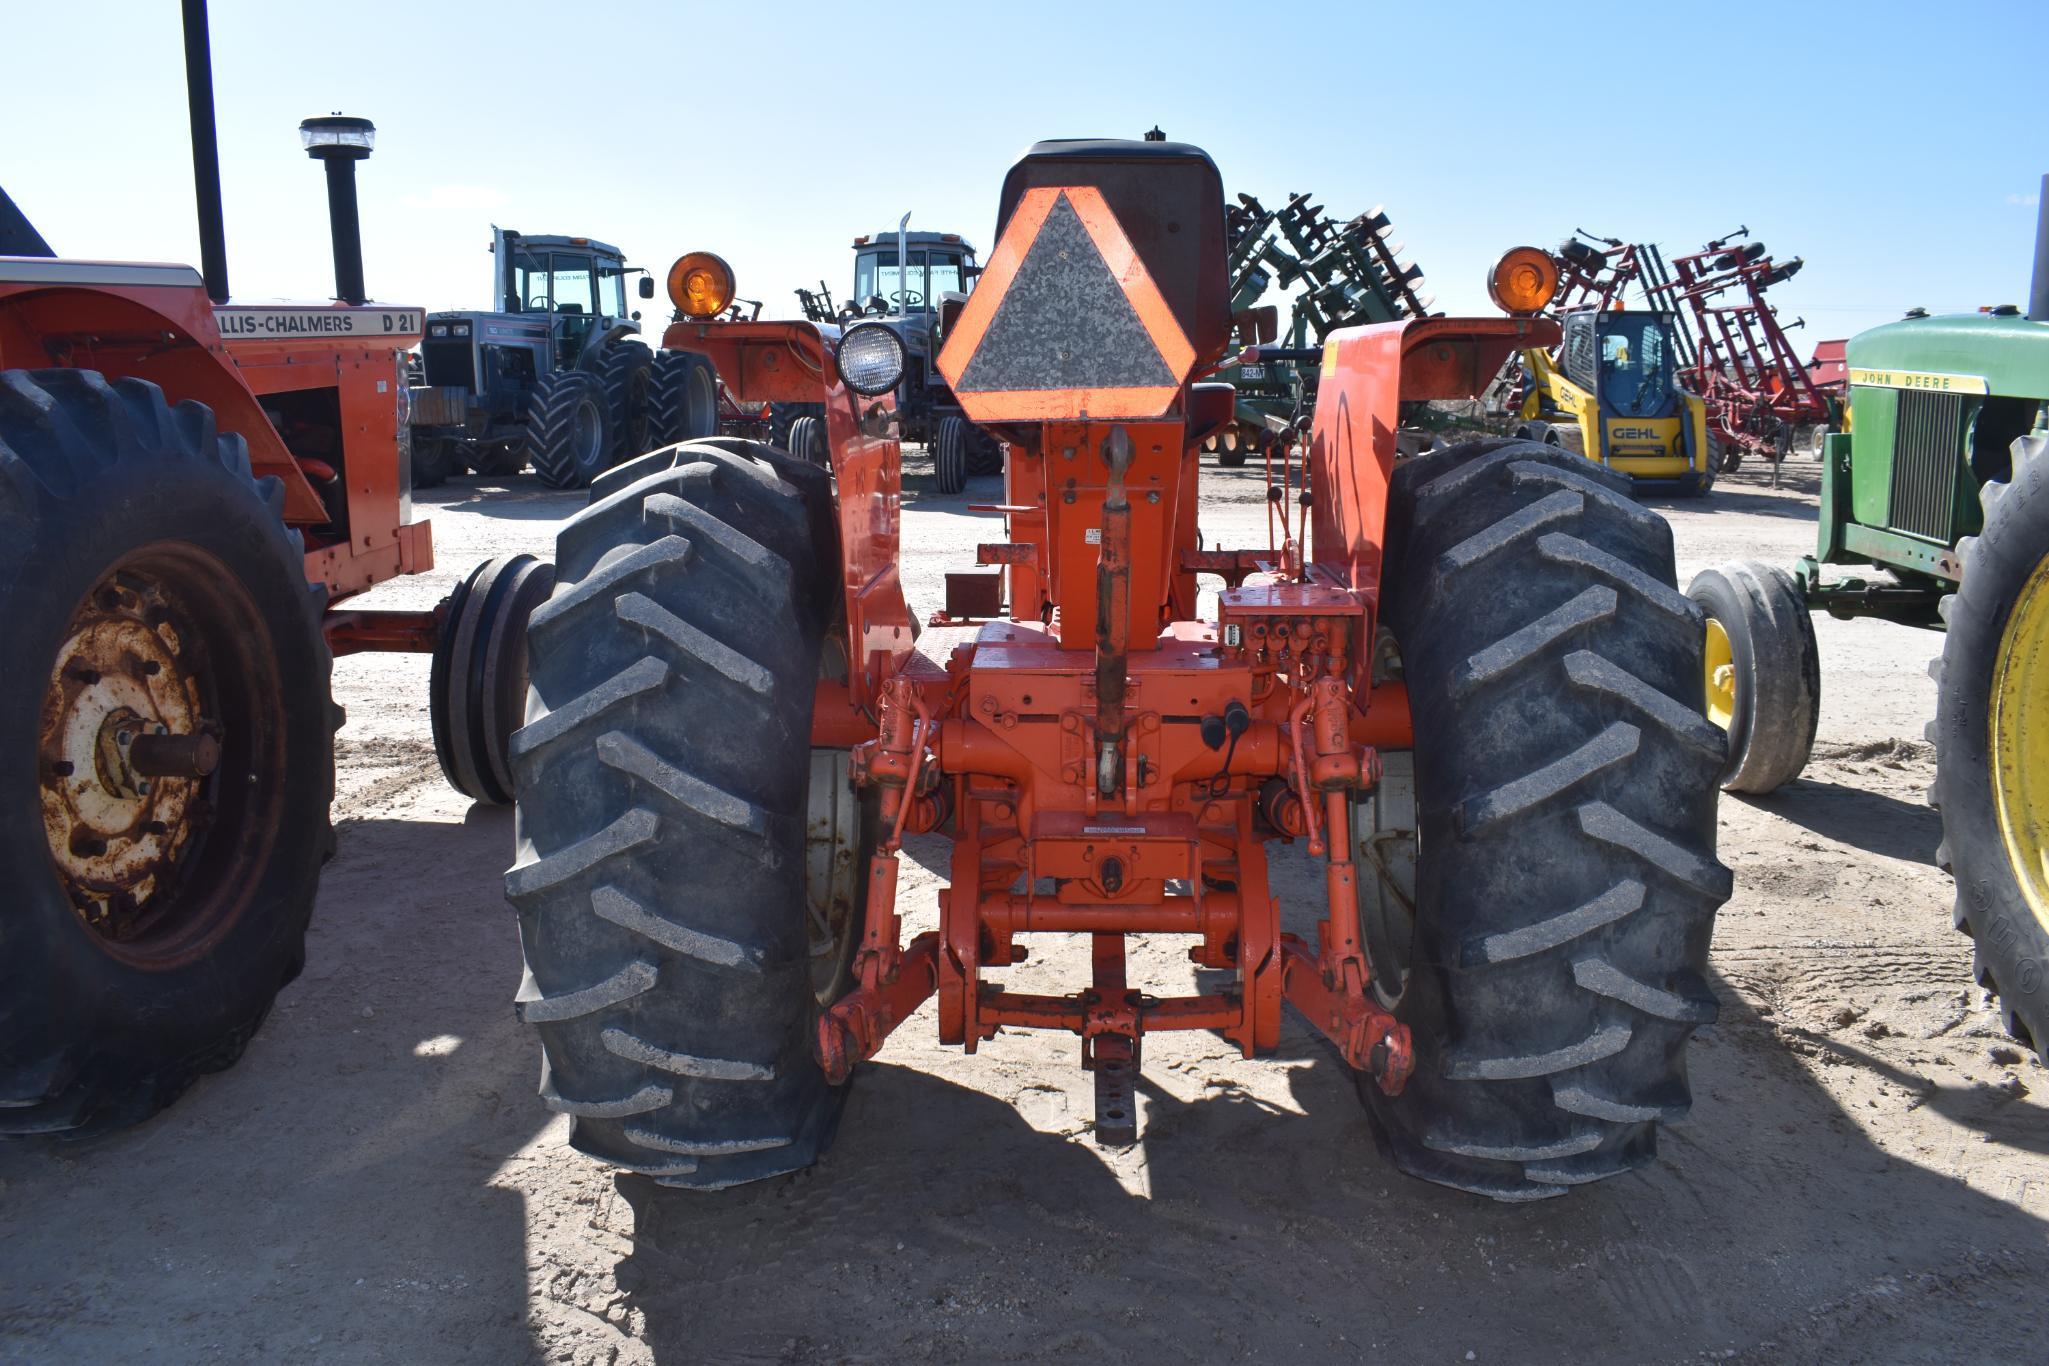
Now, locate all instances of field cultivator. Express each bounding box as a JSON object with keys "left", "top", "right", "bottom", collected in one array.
[
  {"left": 1204, "top": 189, "right": 1434, "bottom": 467},
  {"left": 507, "top": 138, "right": 1732, "bottom": 1201},
  {"left": 1642, "top": 231, "right": 1837, "bottom": 475}
]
